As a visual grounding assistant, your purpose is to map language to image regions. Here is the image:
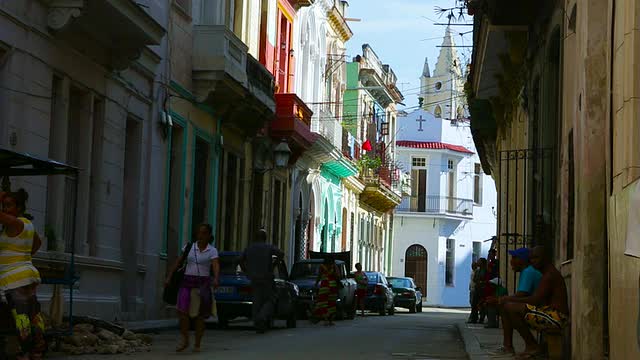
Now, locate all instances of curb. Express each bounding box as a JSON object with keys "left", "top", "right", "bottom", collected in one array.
[
  {"left": 456, "top": 323, "right": 489, "bottom": 360},
  {"left": 122, "top": 319, "right": 179, "bottom": 333}
]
